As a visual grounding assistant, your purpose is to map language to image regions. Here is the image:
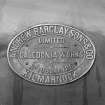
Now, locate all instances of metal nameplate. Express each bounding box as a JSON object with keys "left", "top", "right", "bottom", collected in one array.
[{"left": 7, "top": 24, "right": 96, "bottom": 85}]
